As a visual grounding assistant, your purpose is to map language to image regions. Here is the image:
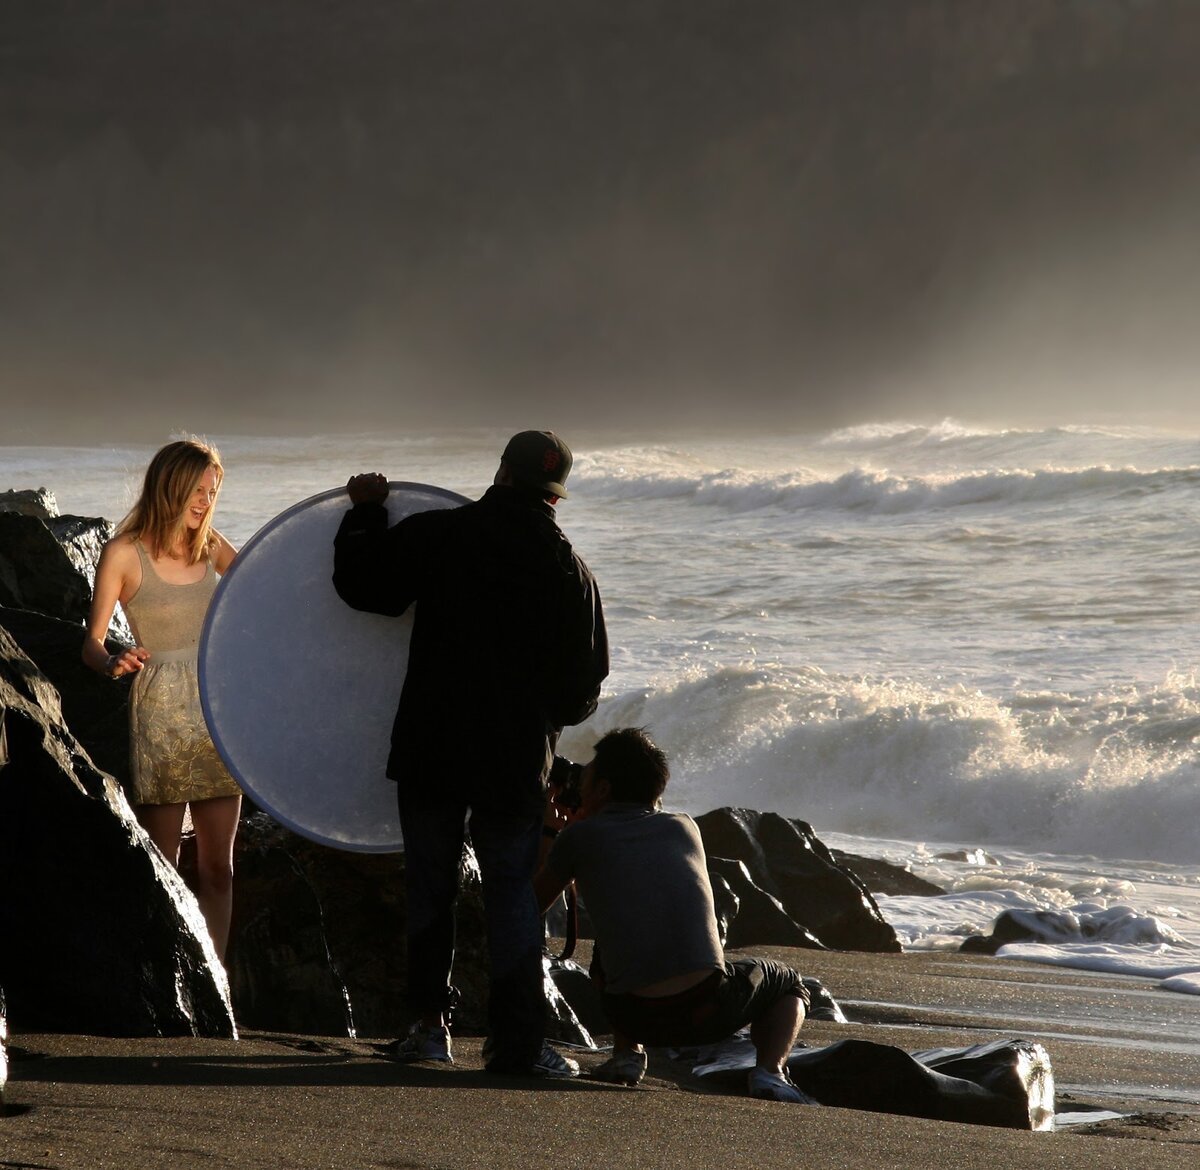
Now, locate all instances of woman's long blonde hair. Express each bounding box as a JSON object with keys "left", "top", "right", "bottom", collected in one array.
[{"left": 116, "top": 438, "right": 224, "bottom": 564}]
